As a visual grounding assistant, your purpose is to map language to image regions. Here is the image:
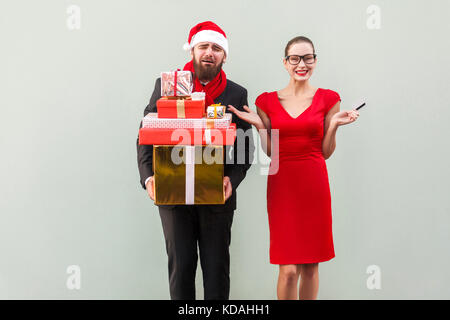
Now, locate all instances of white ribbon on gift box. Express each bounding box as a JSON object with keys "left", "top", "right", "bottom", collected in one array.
[
  {"left": 185, "top": 129, "right": 214, "bottom": 204},
  {"left": 204, "top": 129, "right": 212, "bottom": 145},
  {"left": 185, "top": 146, "right": 195, "bottom": 204}
]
